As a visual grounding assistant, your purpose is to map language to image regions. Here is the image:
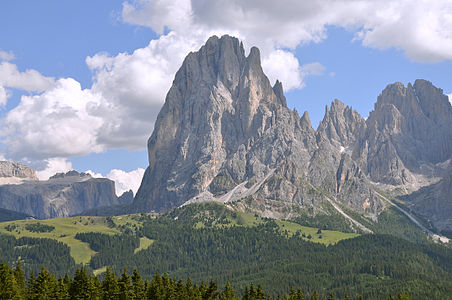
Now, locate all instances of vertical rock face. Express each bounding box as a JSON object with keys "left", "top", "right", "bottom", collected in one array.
[
  {"left": 134, "top": 35, "right": 452, "bottom": 231},
  {"left": 134, "top": 35, "right": 381, "bottom": 217},
  {"left": 135, "top": 35, "right": 297, "bottom": 211},
  {"left": 356, "top": 80, "right": 452, "bottom": 185},
  {"left": 0, "top": 169, "right": 128, "bottom": 219}
]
